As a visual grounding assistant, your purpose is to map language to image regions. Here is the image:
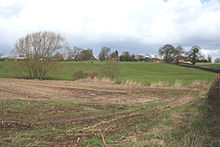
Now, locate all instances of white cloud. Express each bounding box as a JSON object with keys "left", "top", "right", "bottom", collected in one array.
[
  {"left": 201, "top": 49, "right": 220, "bottom": 59},
  {"left": 0, "top": 0, "right": 220, "bottom": 56}
]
